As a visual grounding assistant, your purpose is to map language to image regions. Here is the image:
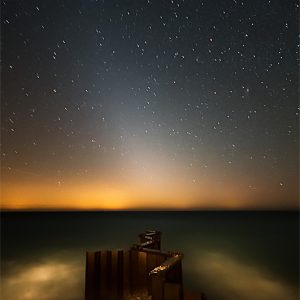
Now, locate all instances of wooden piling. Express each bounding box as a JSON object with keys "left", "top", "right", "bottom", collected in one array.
[{"left": 85, "top": 230, "right": 184, "bottom": 300}]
